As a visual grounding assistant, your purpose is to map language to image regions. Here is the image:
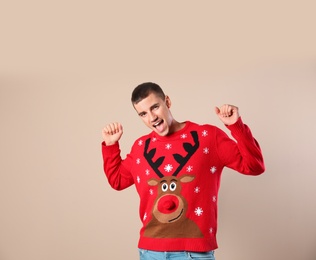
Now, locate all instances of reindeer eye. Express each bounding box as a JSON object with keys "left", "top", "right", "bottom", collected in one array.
[
  {"left": 162, "top": 183, "right": 168, "bottom": 192},
  {"left": 170, "top": 182, "right": 177, "bottom": 191}
]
